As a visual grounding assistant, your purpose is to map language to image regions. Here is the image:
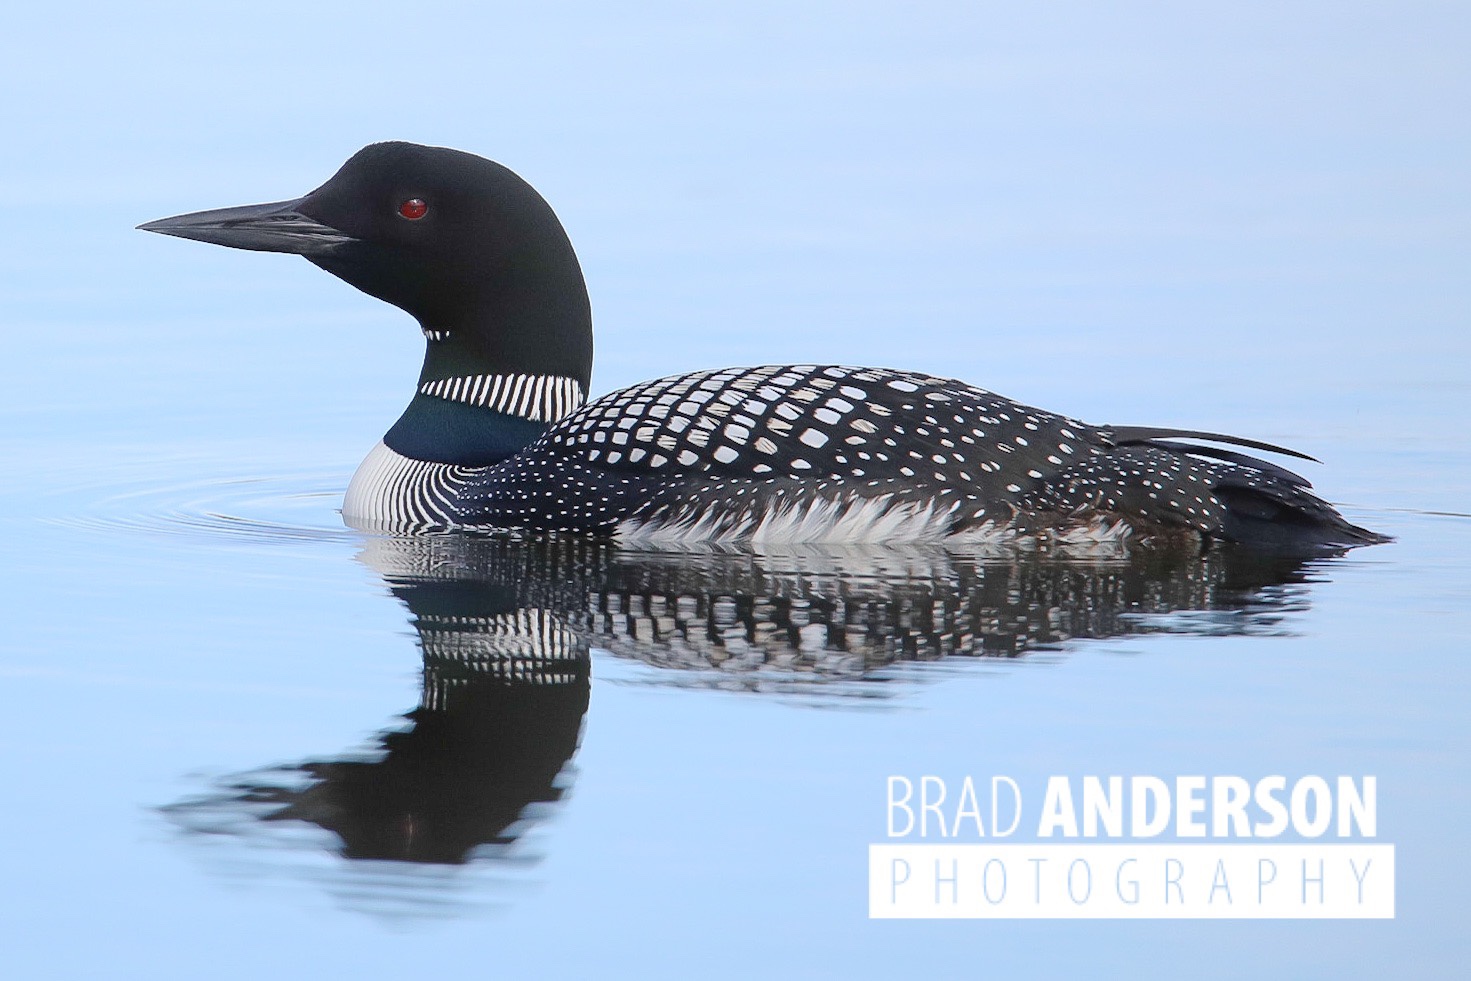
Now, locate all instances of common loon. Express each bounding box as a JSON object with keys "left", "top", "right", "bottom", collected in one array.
[{"left": 139, "top": 142, "right": 1385, "bottom": 550}]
